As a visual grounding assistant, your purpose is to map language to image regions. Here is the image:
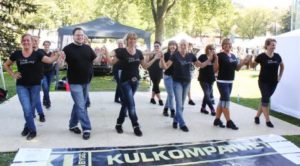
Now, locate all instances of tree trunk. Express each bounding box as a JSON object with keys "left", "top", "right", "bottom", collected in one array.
[{"left": 155, "top": 18, "right": 164, "bottom": 43}]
